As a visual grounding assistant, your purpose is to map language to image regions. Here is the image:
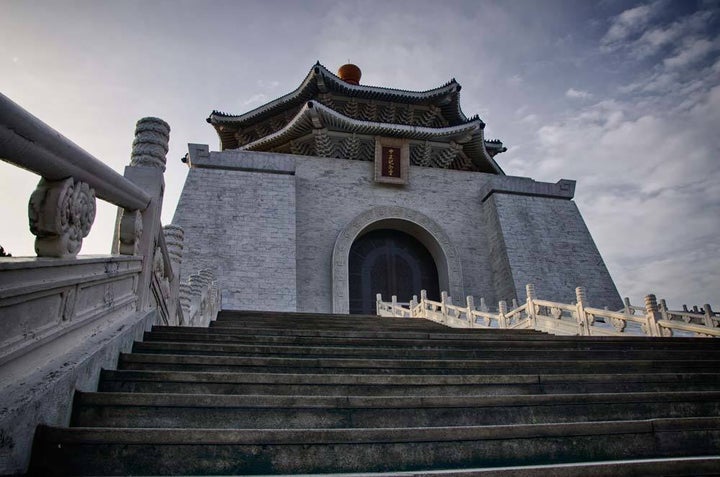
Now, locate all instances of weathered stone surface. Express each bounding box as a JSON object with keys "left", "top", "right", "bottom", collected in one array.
[{"left": 173, "top": 147, "right": 621, "bottom": 312}]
